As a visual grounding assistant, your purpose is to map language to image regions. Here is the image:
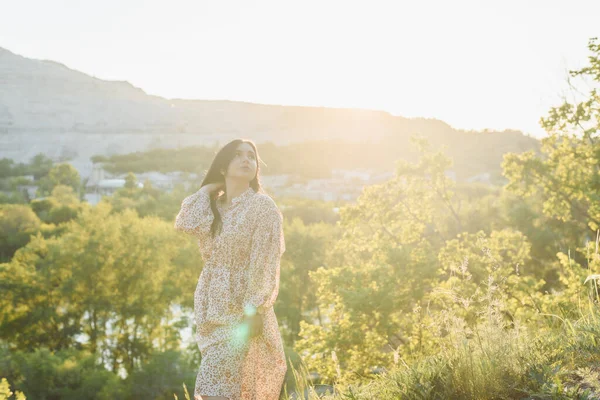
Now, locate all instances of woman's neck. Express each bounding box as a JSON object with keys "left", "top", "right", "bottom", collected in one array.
[{"left": 221, "top": 182, "right": 250, "bottom": 206}]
